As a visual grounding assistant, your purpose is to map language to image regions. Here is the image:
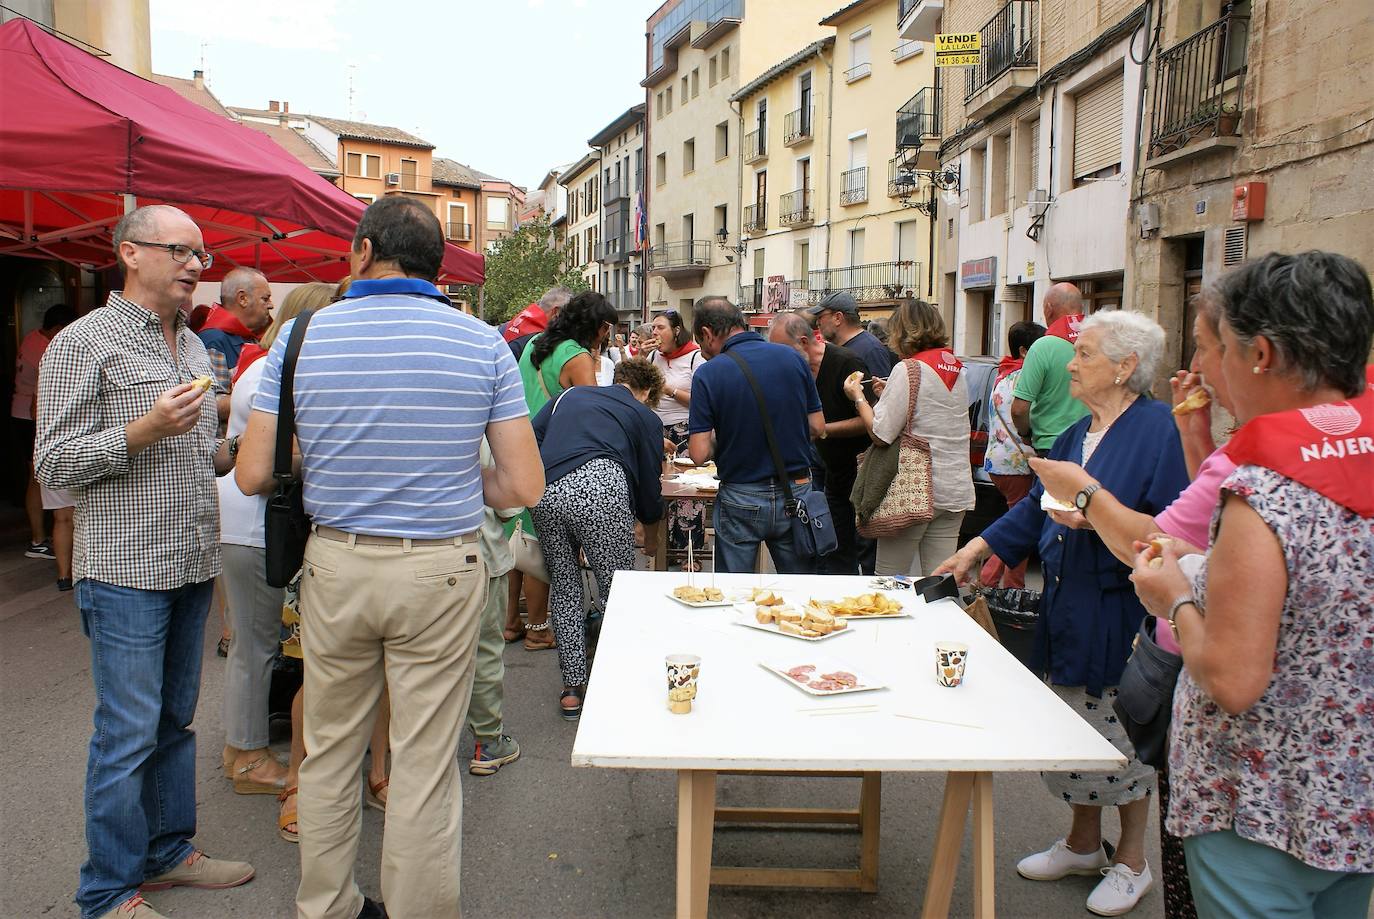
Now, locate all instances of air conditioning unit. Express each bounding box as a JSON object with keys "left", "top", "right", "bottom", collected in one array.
[{"left": 384, "top": 173, "right": 401, "bottom": 186}]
